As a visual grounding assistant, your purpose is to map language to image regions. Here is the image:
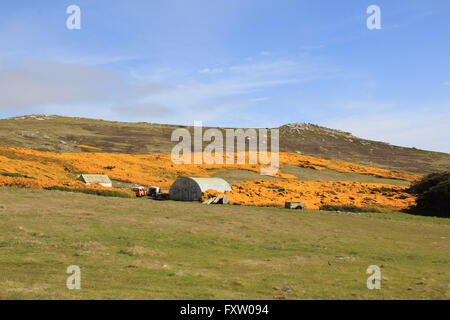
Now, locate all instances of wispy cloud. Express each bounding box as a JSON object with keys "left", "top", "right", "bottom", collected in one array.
[
  {"left": 198, "top": 68, "right": 224, "bottom": 74},
  {"left": 0, "top": 60, "right": 125, "bottom": 111},
  {"left": 128, "top": 54, "right": 339, "bottom": 124},
  {"left": 112, "top": 102, "right": 172, "bottom": 120},
  {"left": 321, "top": 101, "right": 450, "bottom": 153},
  {"left": 249, "top": 97, "right": 270, "bottom": 102},
  {"left": 0, "top": 53, "right": 334, "bottom": 124},
  {"left": 0, "top": 60, "right": 166, "bottom": 116},
  {"left": 53, "top": 55, "right": 141, "bottom": 66}
]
